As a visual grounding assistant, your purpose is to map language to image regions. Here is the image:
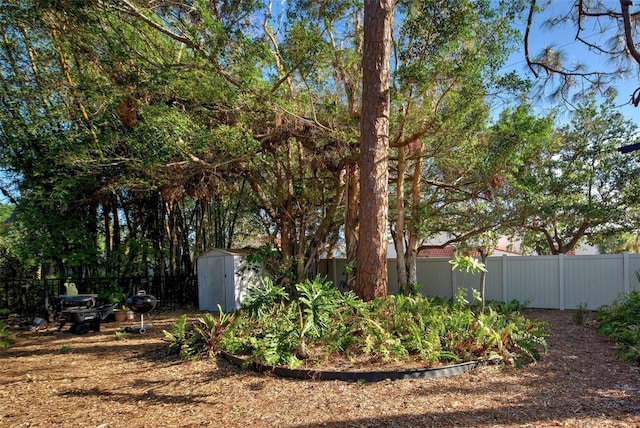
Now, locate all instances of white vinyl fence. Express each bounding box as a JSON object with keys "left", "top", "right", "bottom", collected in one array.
[{"left": 318, "top": 254, "right": 640, "bottom": 310}]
